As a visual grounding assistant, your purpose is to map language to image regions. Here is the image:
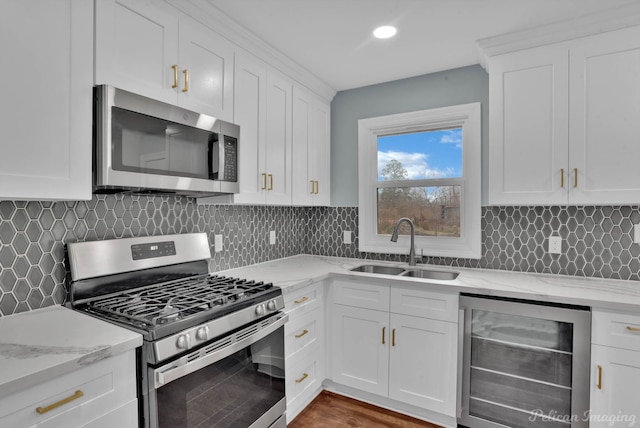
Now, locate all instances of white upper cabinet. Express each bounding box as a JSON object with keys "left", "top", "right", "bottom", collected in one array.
[
  {"left": 568, "top": 26, "right": 640, "bottom": 204},
  {"left": 292, "top": 86, "right": 331, "bottom": 206},
  {"left": 488, "top": 45, "right": 569, "bottom": 205},
  {"left": 488, "top": 25, "right": 640, "bottom": 205},
  {"left": 0, "top": 0, "right": 93, "bottom": 201},
  {"left": 95, "top": 0, "right": 234, "bottom": 121},
  {"left": 211, "top": 52, "right": 292, "bottom": 205}
]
